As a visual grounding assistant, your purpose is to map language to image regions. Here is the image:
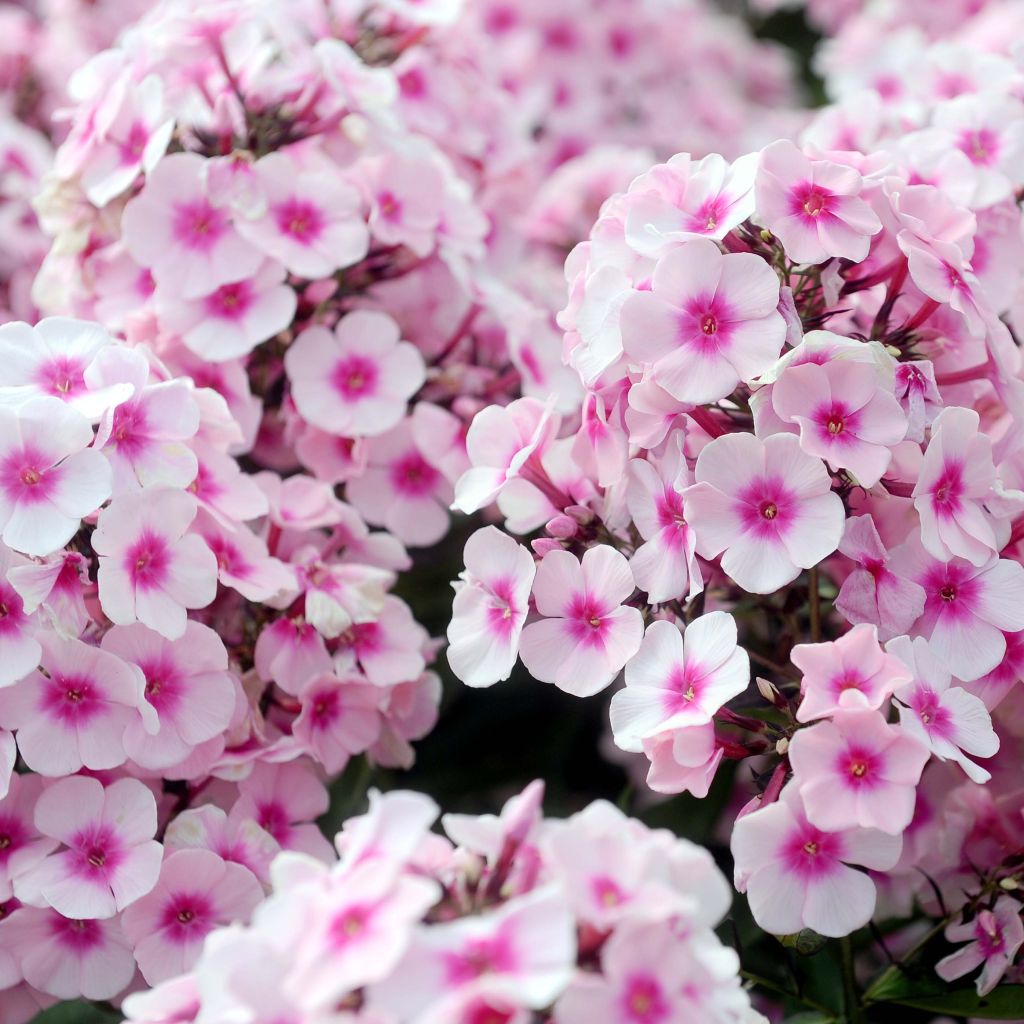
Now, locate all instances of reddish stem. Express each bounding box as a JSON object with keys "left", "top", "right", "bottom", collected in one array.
[{"left": 688, "top": 405, "right": 729, "bottom": 439}]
